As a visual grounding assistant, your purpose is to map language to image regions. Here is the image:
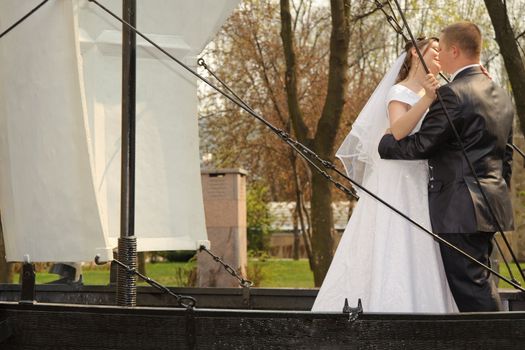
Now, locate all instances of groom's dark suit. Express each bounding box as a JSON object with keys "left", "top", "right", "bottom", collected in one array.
[{"left": 378, "top": 66, "right": 514, "bottom": 312}]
